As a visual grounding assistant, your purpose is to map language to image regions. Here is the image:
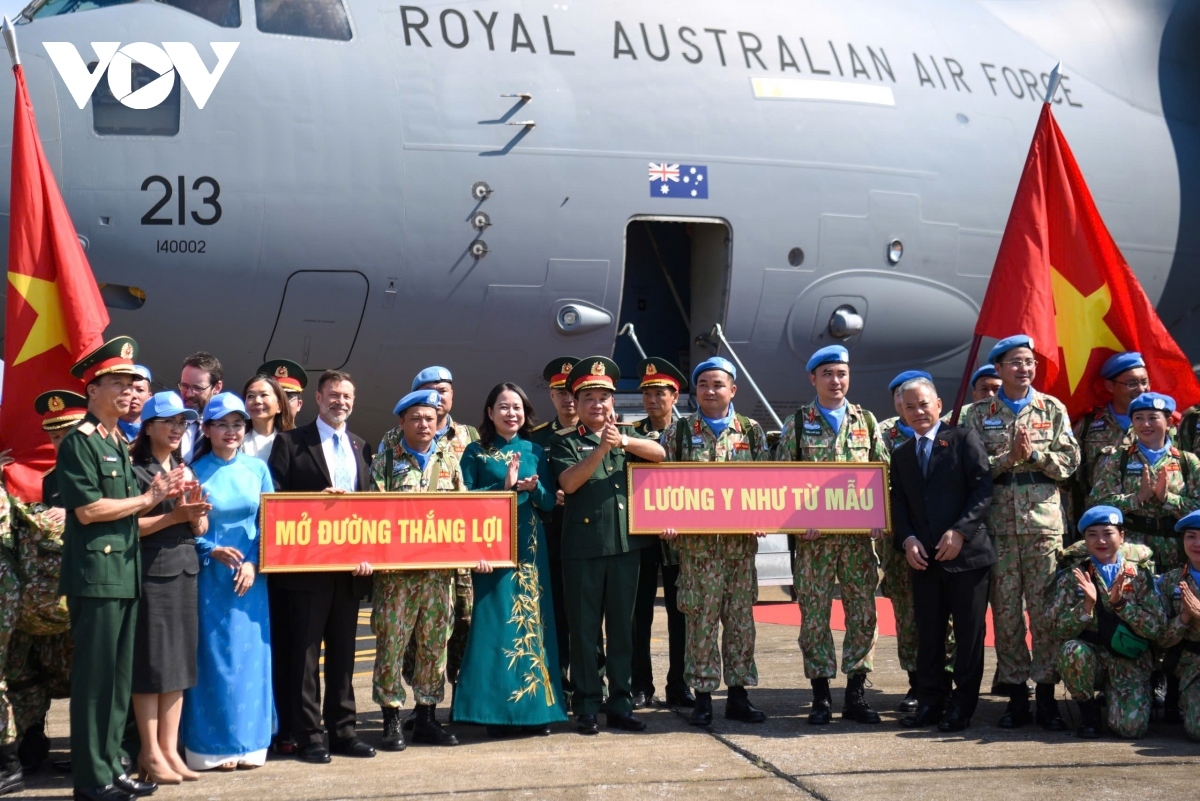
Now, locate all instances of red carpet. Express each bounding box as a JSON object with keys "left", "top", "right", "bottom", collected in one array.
[{"left": 753, "top": 599, "right": 1032, "bottom": 649}]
